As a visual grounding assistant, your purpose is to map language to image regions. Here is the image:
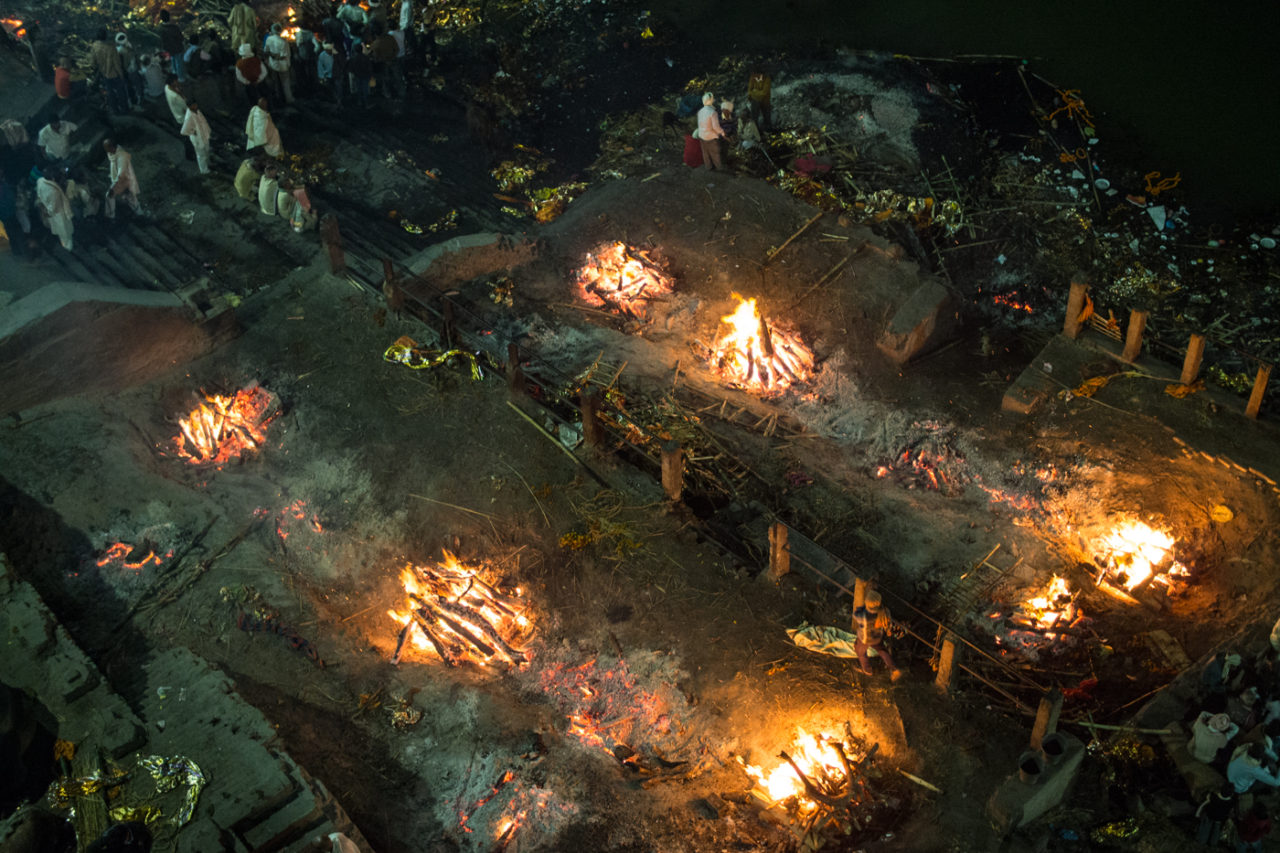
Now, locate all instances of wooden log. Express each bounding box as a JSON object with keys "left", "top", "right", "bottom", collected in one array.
[
  {"left": 661, "top": 441, "right": 684, "bottom": 502},
  {"left": 768, "top": 522, "right": 790, "bottom": 579},
  {"left": 433, "top": 610, "right": 497, "bottom": 659},
  {"left": 581, "top": 387, "right": 604, "bottom": 448},
  {"left": 935, "top": 632, "right": 960, "bottom": 696},
  {"left": 507, "top": 342, "right": 524, "bottom": 397},
  {"left": 390, "top": 620, "right": 414, "bottom": 665},
  {"left": 1180, "top": 333, "right": 1206, "bottom": 386},
  {"left": 412, "top": 611, "right": 459, "bottom": 666},
  {"left": 1246, "top": 362, "right": 1272, "bottom": 420},
  {"left": 1030, "top": 688, "right": 1064, "bottom": 750},
  {"left": 1121, "top": 309, "right": 1148, "bottom": 363},
  {"left": 765, "top": 211, "right": 824, "bottom": 264},
  {"left": 1063, "top": 277, "right": 1088, "bottom": 339}
]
